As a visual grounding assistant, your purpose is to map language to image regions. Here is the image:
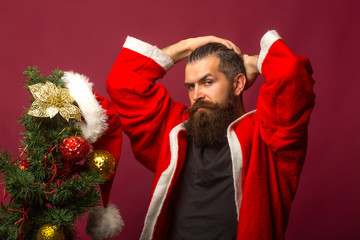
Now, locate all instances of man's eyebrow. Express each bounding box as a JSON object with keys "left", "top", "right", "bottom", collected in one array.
[{"left": 184, "top": 73, "right": 214, "bottom": 86}]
